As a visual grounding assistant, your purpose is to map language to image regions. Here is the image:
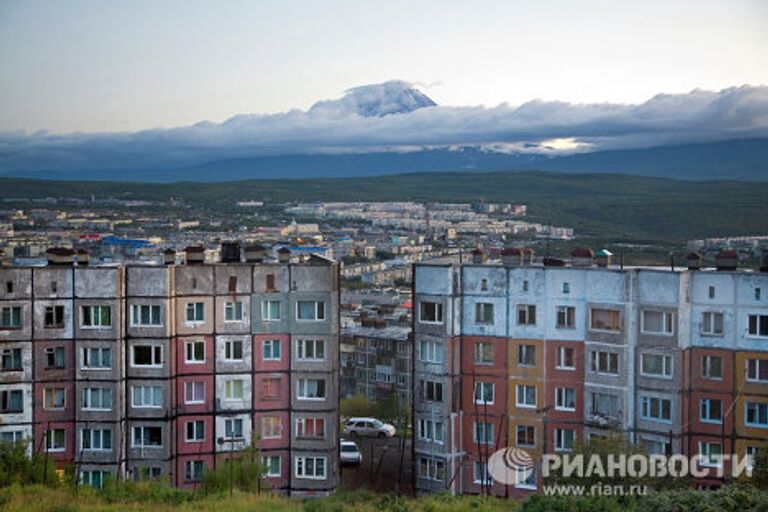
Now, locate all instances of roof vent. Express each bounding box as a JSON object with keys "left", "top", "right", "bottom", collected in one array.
[
  {"left": 715, "top": 249, "right": 737, "bottom": 271},
  {"left": 543, "top": 257, "right": 566, "bottom": 267},
  {"left": 220, "top": 242, "right": 241, "bottom": 263},
  {"left": 46, "top": 247, "right": 76, "bottom": 266},
  {"left": 471, "top": 248, "right": 487, "bottom": 265},
  {"left": 163, "top": 249, "right": 176, "bottom": 265},
  {"left": 686, "top": 252, "right": 703, "bottom": 271},
  {"left": 595, "top": 249, "right": 613, "bottom": 268},
  {"left": 184, "top": 246, "right": 205, "bottom": 265},
  {"left": 244, "top": 244, "right": 267, "bottom": 263},
  {"left": 571, "top": 247, "right": 594, "bottom": 267},
  {"left": 277, "top": 247, "right": 291, "bottom": 264},
  {"left": 76, "top": 249, "right": 90, "bottom": 266},
  {"left": 502, "top": 247, "right": 534, "bottom": 266}
]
